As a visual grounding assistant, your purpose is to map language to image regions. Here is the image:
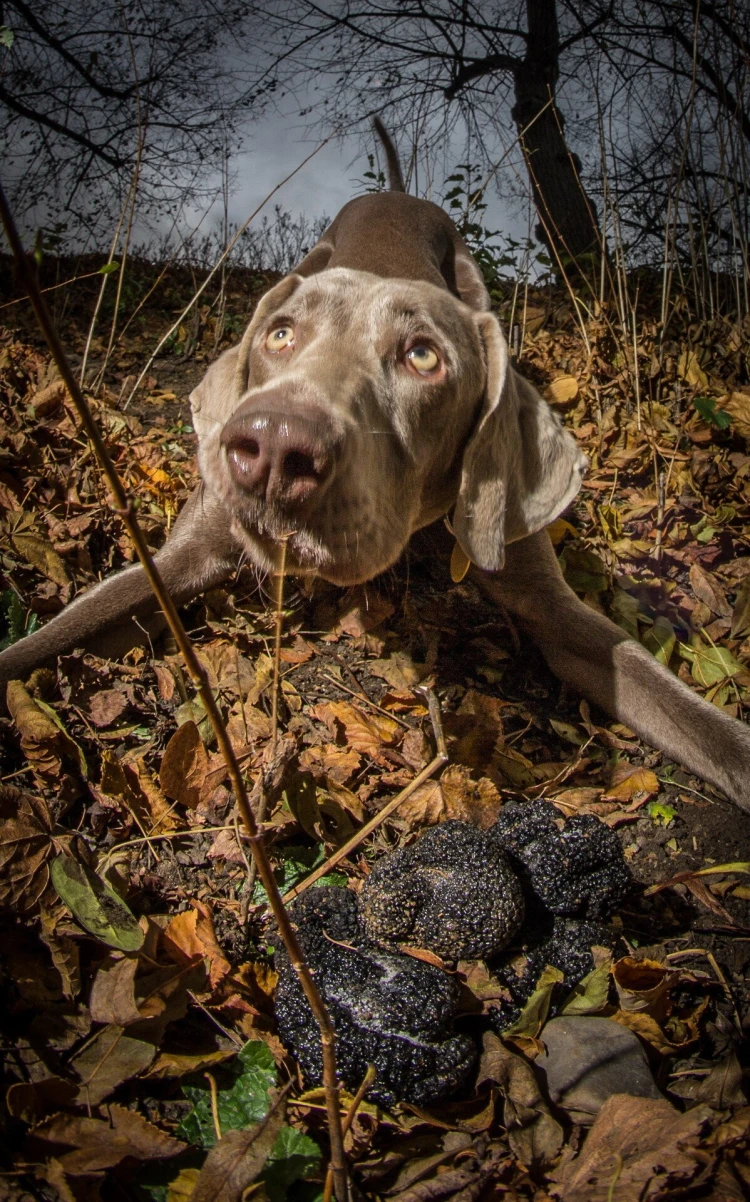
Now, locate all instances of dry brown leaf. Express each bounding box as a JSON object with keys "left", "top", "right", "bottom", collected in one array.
[
  {"left": 130, "top": 756, "right": 182, "bottom": 833},
  {"left": 39, "top": 905, "right": 81, "bottom": 999},
  {"left": 159, "top": 720, "right": 209, "bottom": 809},
  {"left": 545, "top": 374, "right": 579, "bottom": 404},
  {"left": 550, "top": 787, "right": 603, "bottom": 815},
  {"left": 612, "top": 957, "right": 674, "bottom": 1017},
  {"left": 610, "top": 1010, "right": 697, "bottom": 1054},
  {"left": 163, "top": 901, "right": 231, "bottom": 989},
  {"left": 7, "top": 681, "right": 80, "bottom": 785},
  {"left": 689, "top": 563, "right": 732, "bottom": 618},
  {"left": 30, "top": 378, "right": 67, "bottom": 415},
  {"left": 68, "top": 1024, "right": 158, "bottom": 1104},
  {"left": 478, "top": 1031, "right": 563, "bottom": 1168},
  {"left": 549, "top": 1093, "right": 714, "bottom": 1200},
  {"left": 87, "top": 687, "right": 128, "bottom": 728},
  {"left": 311, "top": 700, "right": 401, "bottom": 756},
  {"left": 97, "top": 749, "right": 150, "bottom": 823},
  {"left": 0, "top": 785, "right": 52, "bottom": 911},
  {"left": 399, "top": 766, "right": 501, "bottom": 830},
  {"left": 299, "top": 743, "right": 361, "bottom": 783},
  {"left": 89, "top": 955, "right": 142, "bottom": 1025},
  {"left": 12, "top": 531, "right": 70, "bottom": 585},
  {"left": 188, "top": 1089, "right": 289, "bottom": 1202},
  {"left": 602, "top": 765, "right": 659, "bottom": 804},
  {"left": 677, "top": 349, "right": 709, "bottom": 390},
  {"left": 25, "top": 1104, "right": 186, "bottom": 1174}
]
